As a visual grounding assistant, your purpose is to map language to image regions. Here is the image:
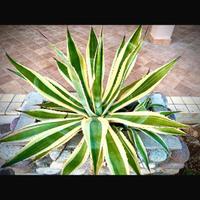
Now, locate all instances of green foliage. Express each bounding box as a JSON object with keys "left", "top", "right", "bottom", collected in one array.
[{"left": 2, "top": 26, "right": 188, "bottom": 175}]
